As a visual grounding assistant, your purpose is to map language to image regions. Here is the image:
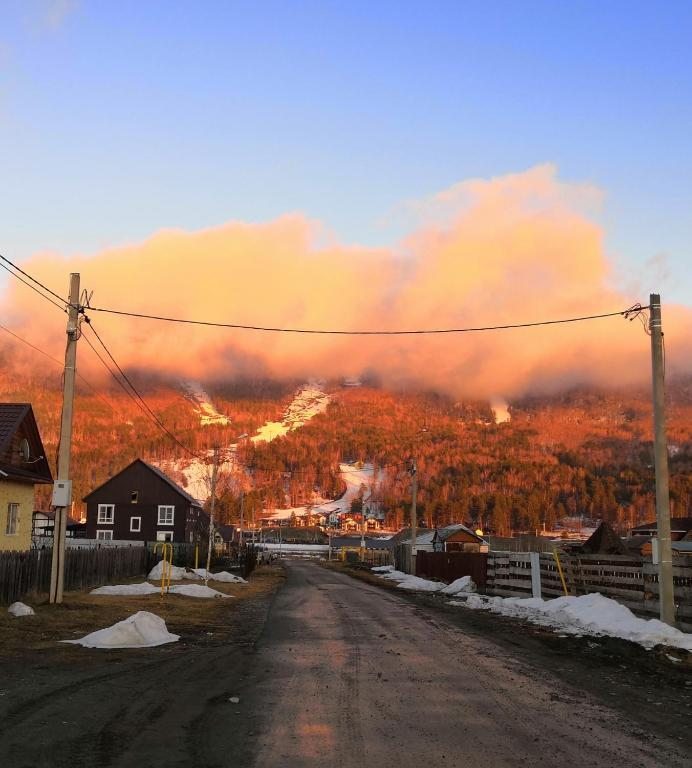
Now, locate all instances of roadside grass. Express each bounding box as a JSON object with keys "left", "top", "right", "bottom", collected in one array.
[{"left": 0, "top": 565, "right": 285, "bottom": 658}]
